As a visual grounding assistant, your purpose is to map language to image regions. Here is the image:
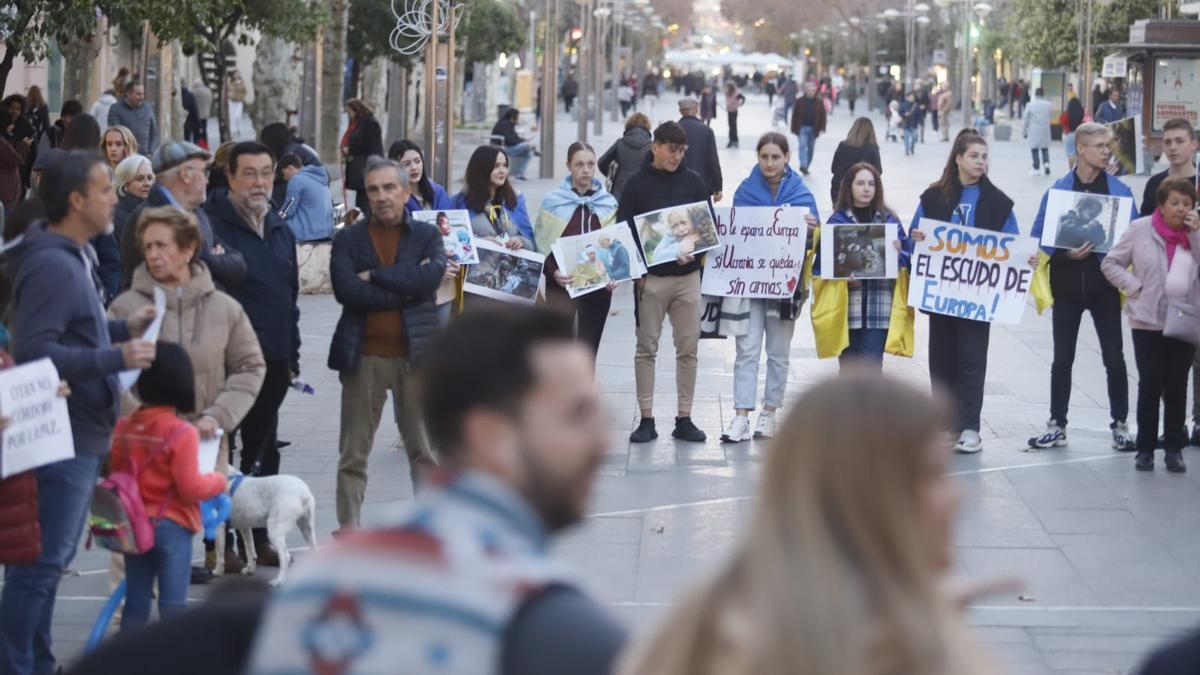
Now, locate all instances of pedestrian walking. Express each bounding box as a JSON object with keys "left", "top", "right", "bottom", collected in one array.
[
  {"left": 699, "top": 86, "right": 717, "bottom": 127},
  {"left": 900, "top": 92, "right": 921, "bottom": 156},
  {"left": 562, "top": 72, "right": 579, "bottom": 113},
  {"left": 1102, "top": 178, "right": 1200, "bottom": 472},
  {"left": 1024, "top": 87, "right": 1054, "bottom": 175},
  {"left": 845, "top": 74, "right": 859, "bottom": 115},
  {"left": 107, "top": 81, "right": 159, "bottom": 155},
  {"left": 342, "top": 98, "right": 384, "bottom": 217},
  {"left": 1028, "top": 122, "right": 1138, "bottom": 452},
  {"left": 598, "top": 112, "right": 653, "bottom": 200},
  {"left": 677, "top": 98, "right": 723, "bottom": 201},
  {"left": 724, "top": 82, "right": 744, "bottom": 148},
  {"left": 190, "top": 78, "right": 212, "bottom": 146},
  {"left": 780, "top": 76, "right": 798, "bottom": 125},
  {"left": 829, "top": 117, "right": 883, "bottom": 205},
  {"left": 938, "top": 87, "right": 953, "bottom": 141},
  {"left": 1063, "top": 96, "right": 1086, "bottom": 170},
  {"left": 791, "top": 82, "right": 827, "bottom": 176},
  {"left": 618, "top": 80, "right": 634, "bottom": 117}
]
